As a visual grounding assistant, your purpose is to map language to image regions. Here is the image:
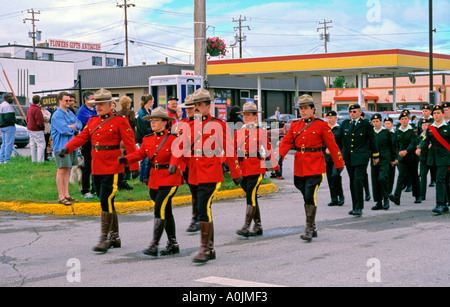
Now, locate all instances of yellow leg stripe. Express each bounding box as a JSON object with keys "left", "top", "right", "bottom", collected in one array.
[
  {"left": 251, "top": 174, "right": 263, "bottom": 207},
  {"left": 108, "top": 174, "right": 119, "bottom": 213},
  {"left": 313, "top": 174, "right": 325, "bottom": 207},
  {"left": 206, "top": 182, "right": 221, "bottom": 223},
  {"left": 160, "top": 186, "right": 177, "bottom": 220}
]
